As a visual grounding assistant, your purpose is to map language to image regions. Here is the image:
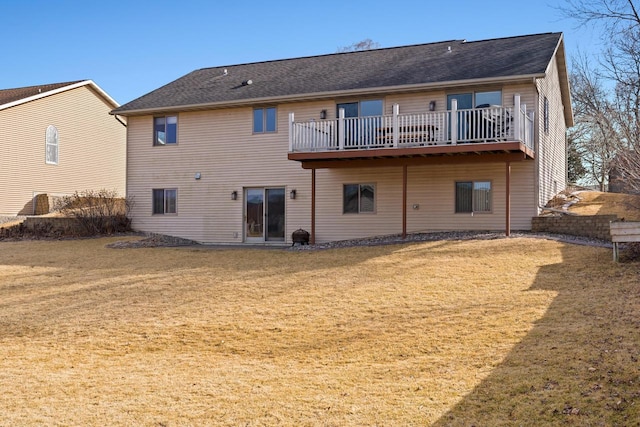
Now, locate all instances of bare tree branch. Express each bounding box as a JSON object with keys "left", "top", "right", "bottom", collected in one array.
[{"left": 564, "top": 0, "right": 640, "bottom": 193}]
